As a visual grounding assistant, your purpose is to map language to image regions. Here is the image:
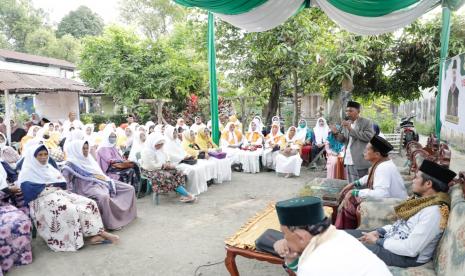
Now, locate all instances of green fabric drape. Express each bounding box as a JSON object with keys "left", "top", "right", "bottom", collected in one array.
[
  {"left": 174, "top": 0, "right": 267, "bottom": 15},
  {"left": 327, "top": 0, "right": 421, "bottom": 17},
  {"left": 208, "top": 12, "right": 220, "bottom": 144},
  {"left": 445, "top": 0, "right": 465, "bottom": 10},
  {"left": 435, "top": 6, "right": 452, "bottom": 140}
]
